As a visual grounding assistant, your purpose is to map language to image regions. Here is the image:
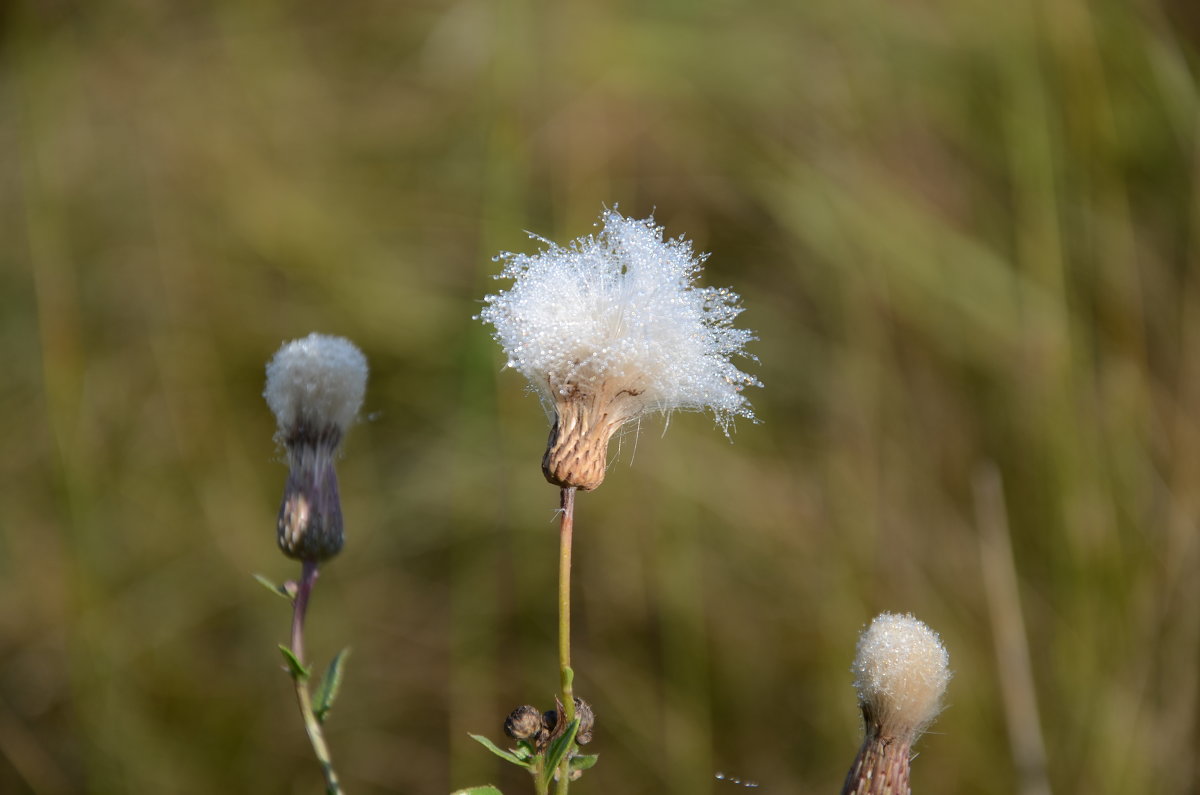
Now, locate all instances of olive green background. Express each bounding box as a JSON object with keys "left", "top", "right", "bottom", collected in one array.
[{"left": 4, "top": 1, "right": 1199, "bottom": 793}]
